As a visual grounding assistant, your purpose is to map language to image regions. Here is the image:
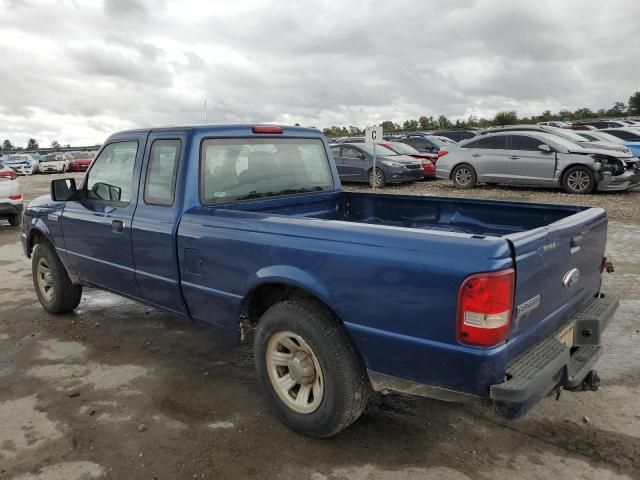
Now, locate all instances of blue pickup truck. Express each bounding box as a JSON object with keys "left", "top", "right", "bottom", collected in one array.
[{"left": 22, "top": 124, "right": 618, "bottom": 437}]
